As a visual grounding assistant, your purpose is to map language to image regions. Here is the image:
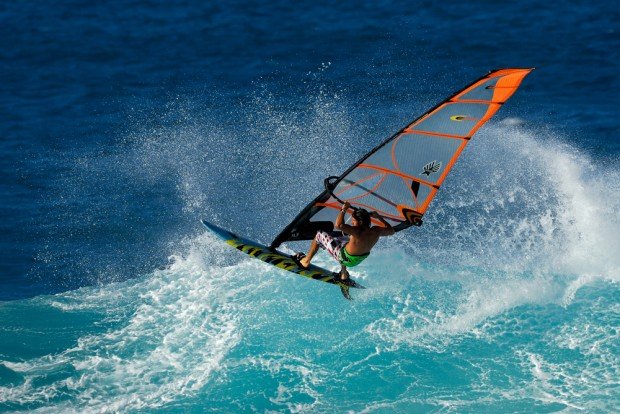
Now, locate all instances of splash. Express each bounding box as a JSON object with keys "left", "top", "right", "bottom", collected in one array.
[
  {"left": 2, "top": 237, "right": 244, "bottom": 412},
  {"left": 363, "top": 121, "right": 620, "bottom": 349}
]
